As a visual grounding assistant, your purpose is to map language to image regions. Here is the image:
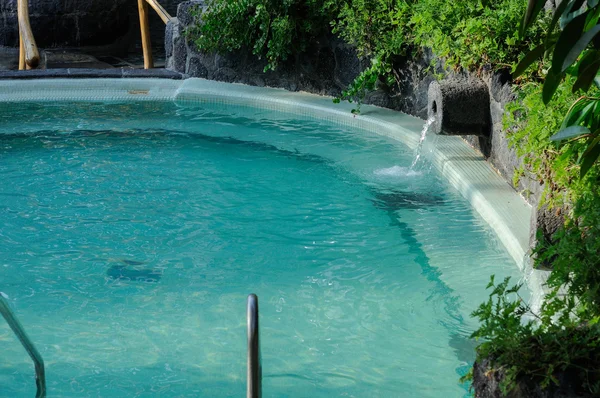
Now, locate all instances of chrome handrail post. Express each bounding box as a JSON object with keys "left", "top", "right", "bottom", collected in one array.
[
  {"left": 247, "top": 294, "right": 261, "bottom": 398},
  {"left": 0, "top": 293, "right": 46, "bottom": 398}
]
